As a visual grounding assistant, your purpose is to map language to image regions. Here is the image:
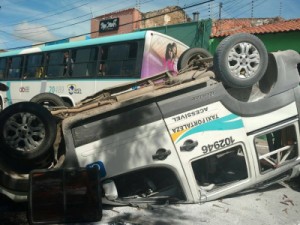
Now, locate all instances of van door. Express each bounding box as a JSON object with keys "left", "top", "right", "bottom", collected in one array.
[
  {"left": 248, "top": 118, "right": 300, "bottom": 185},
  {"left": 66, "top": 103, "right": 194, "bottom": 202},
  {"left": 161, "top": 100, "right": 253, "bottom": 202}
]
